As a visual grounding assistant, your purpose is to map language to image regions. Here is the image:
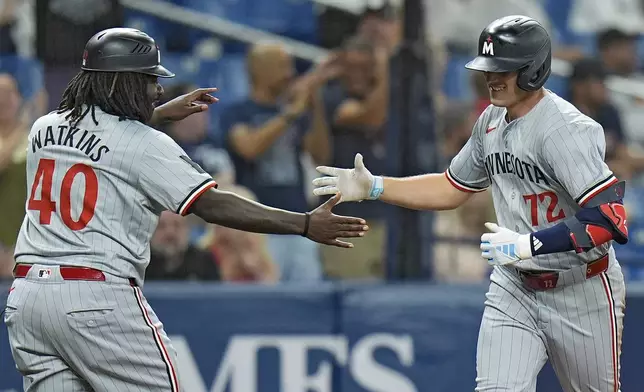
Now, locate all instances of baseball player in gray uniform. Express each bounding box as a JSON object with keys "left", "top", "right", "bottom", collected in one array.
[
  {"left": 4, "top": 28, "right": 368, "bottom": 392},
  {"left": 312, "top": 16, "right": 628, "bottom": 392}
]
